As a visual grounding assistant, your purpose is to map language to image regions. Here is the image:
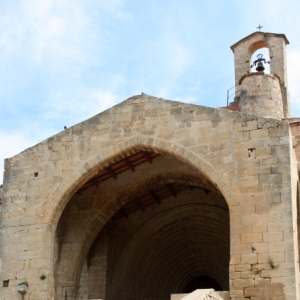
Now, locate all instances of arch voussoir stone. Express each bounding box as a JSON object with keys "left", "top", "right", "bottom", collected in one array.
[{"left": 46, "top": 136, "right": 231, "bottom": 230}]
